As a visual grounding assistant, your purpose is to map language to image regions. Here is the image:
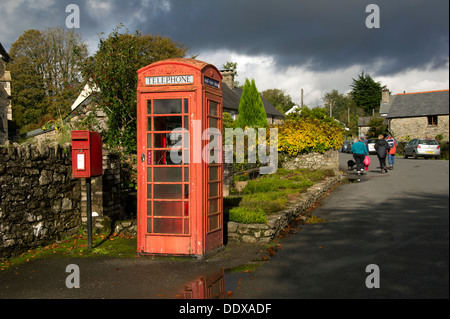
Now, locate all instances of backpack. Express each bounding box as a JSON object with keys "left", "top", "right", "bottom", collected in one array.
[{"left": 386, "top": 138, "right": 396, "bottom": 149}]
